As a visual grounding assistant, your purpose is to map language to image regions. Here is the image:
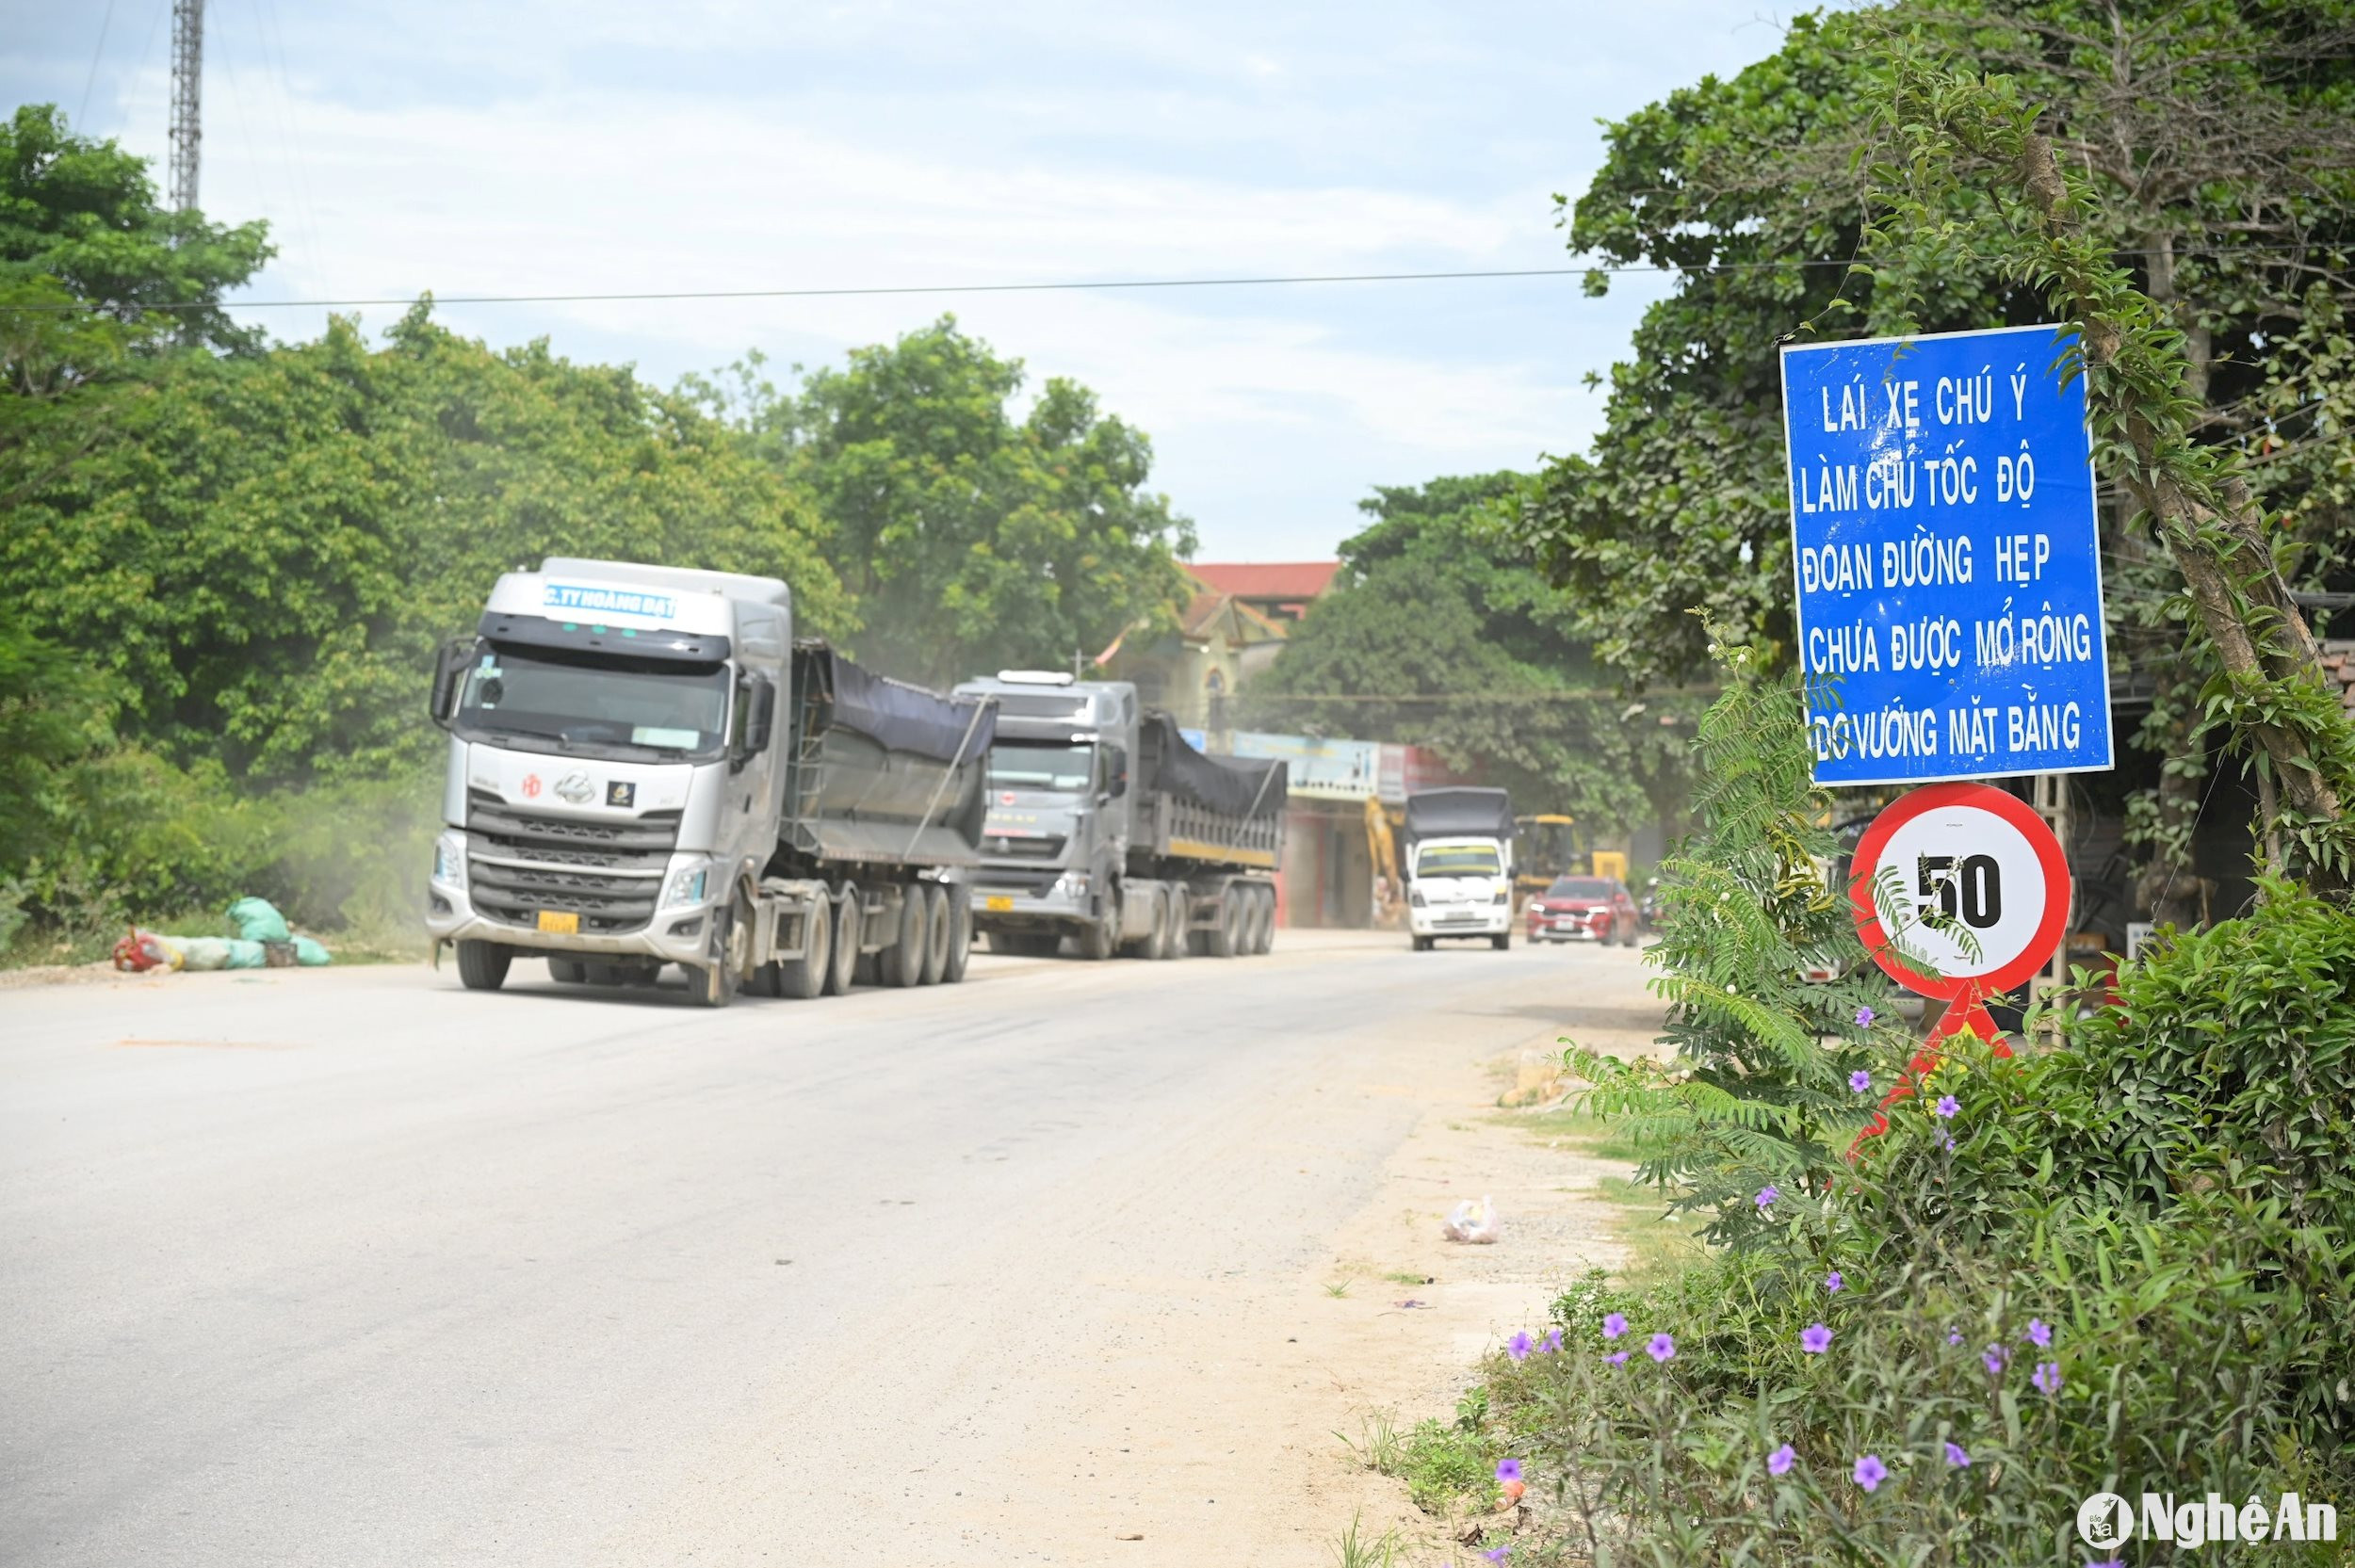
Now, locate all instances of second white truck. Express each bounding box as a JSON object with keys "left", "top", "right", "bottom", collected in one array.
[{"left": 1404, "top": 786, "right": 1516, "bottom": 950}]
